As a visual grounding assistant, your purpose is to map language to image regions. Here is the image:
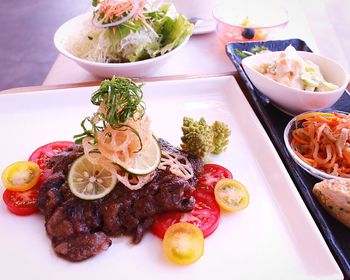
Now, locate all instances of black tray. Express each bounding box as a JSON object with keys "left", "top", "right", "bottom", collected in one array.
[{"left": 226, "top": 39, "right": 350, "bottom": 279}]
